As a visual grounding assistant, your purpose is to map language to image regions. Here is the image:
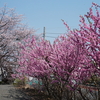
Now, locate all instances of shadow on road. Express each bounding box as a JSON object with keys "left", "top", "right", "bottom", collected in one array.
[{"left": 1, "top": 85, "right": 32, "bottom": 100}]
